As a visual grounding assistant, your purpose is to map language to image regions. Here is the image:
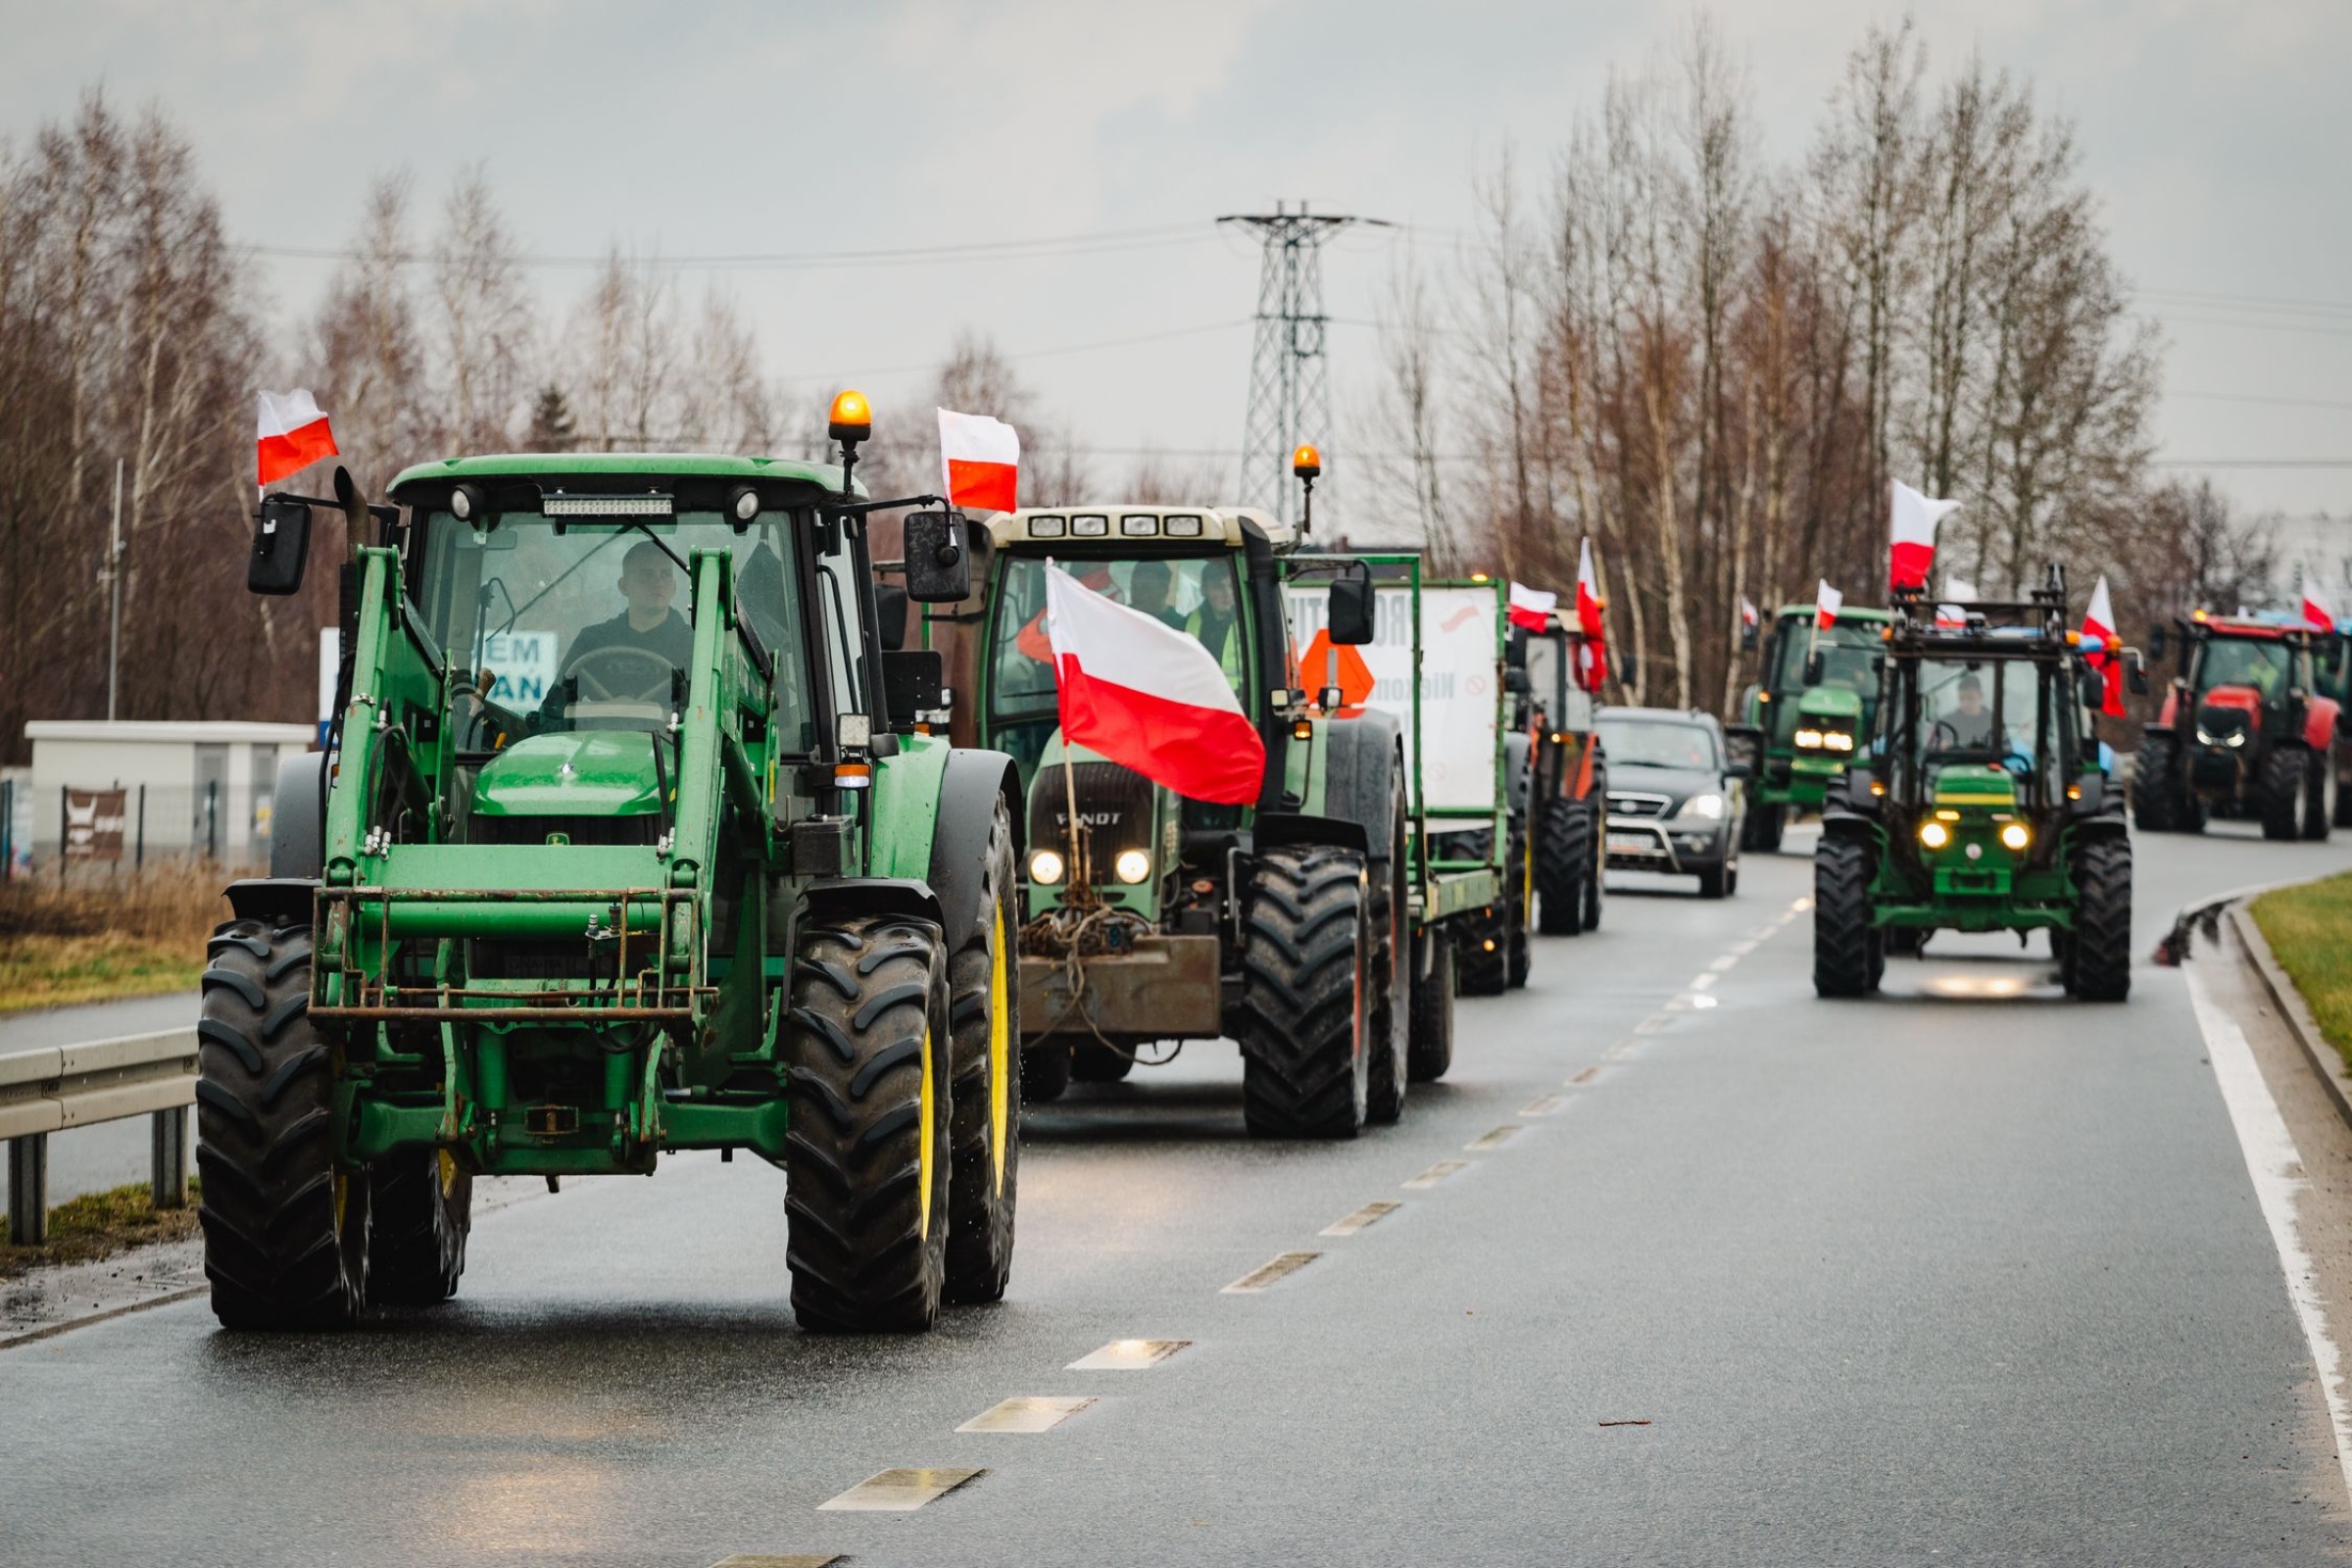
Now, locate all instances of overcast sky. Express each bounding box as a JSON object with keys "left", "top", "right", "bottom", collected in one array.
[{"left": 5, "top": 0, "right": 2348, "bottom": 517}]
